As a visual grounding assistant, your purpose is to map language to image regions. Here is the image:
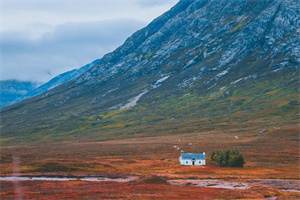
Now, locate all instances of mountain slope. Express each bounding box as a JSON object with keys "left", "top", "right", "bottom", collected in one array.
[
  {"left": 0, "top": 80, "right": 39, "bottom": 108},
  {"left": 25, "top": 61, "right": 97, "bottom": 99},
  {"left": 1, "top": 0, "right": 299, "bottom": 143}
]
